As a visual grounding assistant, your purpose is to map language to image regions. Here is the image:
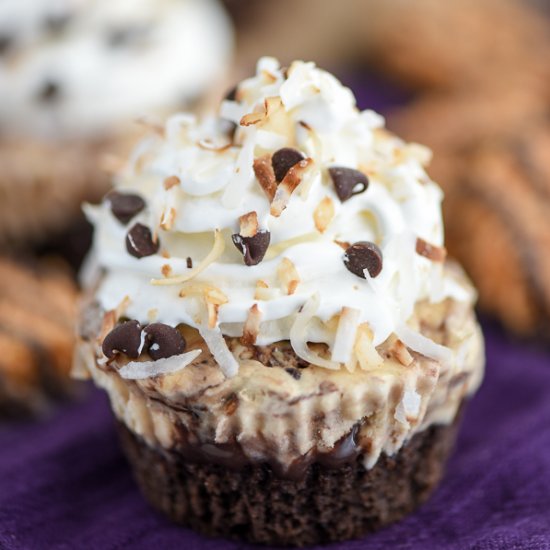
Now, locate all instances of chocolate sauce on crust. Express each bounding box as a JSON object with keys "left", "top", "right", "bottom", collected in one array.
[{"left": 117, "top": 411, "right": 462, "bottom": 546}]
